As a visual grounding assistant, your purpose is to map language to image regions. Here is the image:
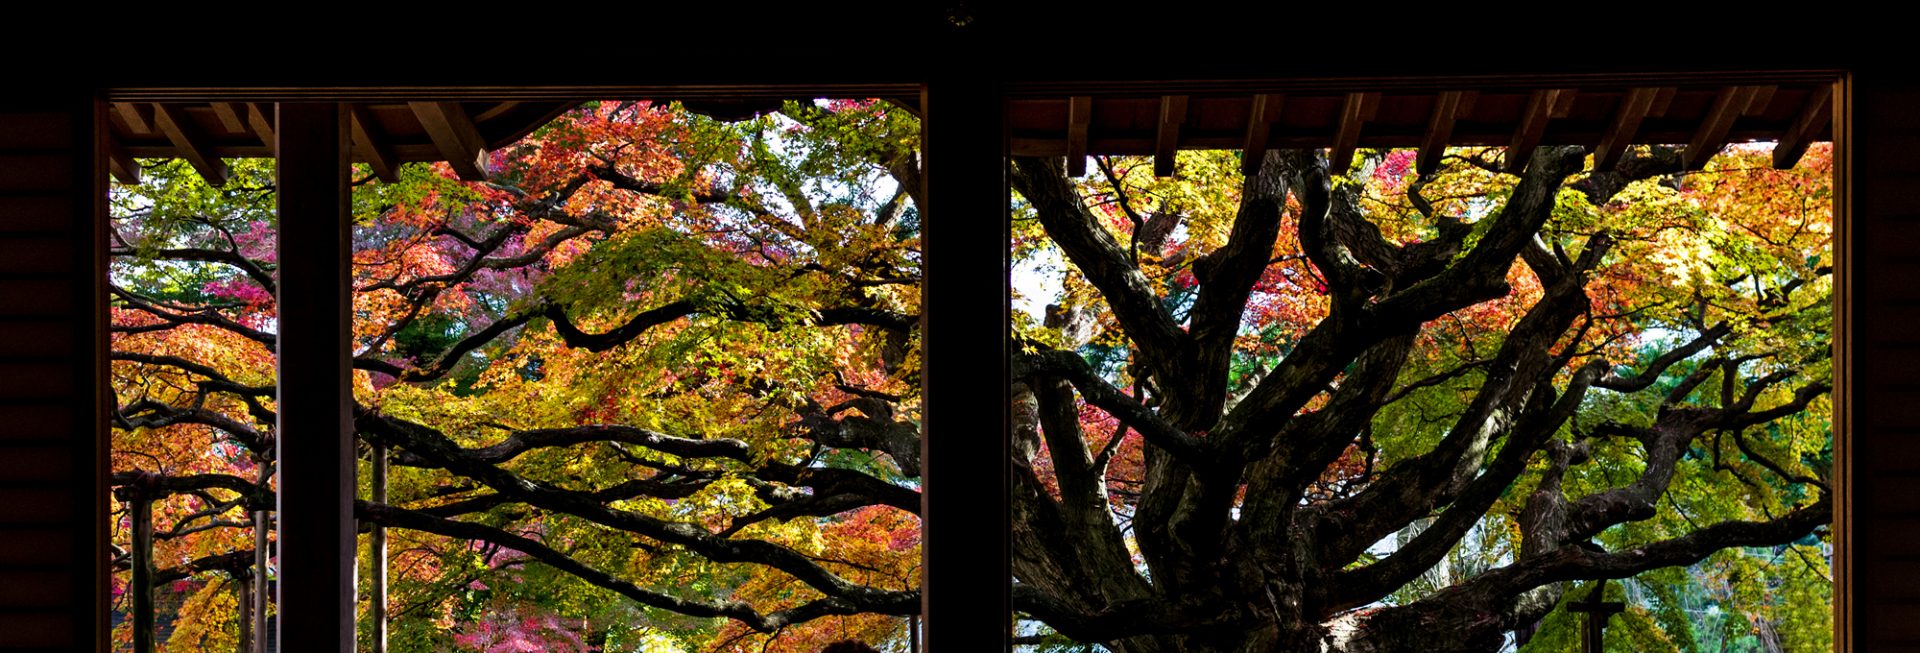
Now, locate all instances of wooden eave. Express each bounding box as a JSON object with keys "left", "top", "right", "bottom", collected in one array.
[
  {"left": 109, "top": 84, "right": 1836, "bottom": 186},
  {"left": 106, "top": 100, "right": 579, "bottom": 183},
  {"left": 1006, "top": 83, "right": 1835, "bottom": 172}
]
